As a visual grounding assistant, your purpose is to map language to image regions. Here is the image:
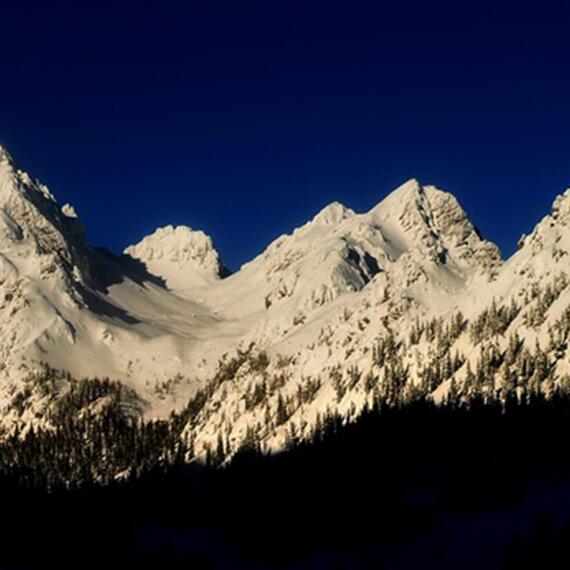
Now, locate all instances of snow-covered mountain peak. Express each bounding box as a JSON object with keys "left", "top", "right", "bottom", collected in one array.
[
  {"left": 0, "top": 147, "right": 18, "bottom": 190},
  {"left": 552, "top": 188, "right": 570, "bottom": 226},
  {"left": 124, "top": 224, "right": 229, "bottom": 290},
  {"left": 0, "top": 146, "right": 52, "bottom": 208},
  {"left": 0, "top": 146, "right": 89, "bottom": 285},
  {"left": 366, "top": 178, "right": 428, "bottom": 223},
  {"left": 367, "top": 178, "right": 436, "bottom": 234},
  {"left": 0, "top": 145, "right": 22, "bottom": 176},
  {"left": 217, "top": 179, "right": 503, "bottom": 329},
  {"left": 366, "top": 180, "right": 501, "bottom": 278},
  {"left": 370, "top": 179, "right": 455, "bottom": 233},
  {"left": 370, "top": 177, "right": 422, "bottom": 210},
  {"left": 513, "top": 188, "right": 570, "bottom": 265},
  {"left": 311, "top": 201, "right": 355, "bottom": 226},
  {"left": 0, "top": 144, "right": 12, "bottom": 165}
]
